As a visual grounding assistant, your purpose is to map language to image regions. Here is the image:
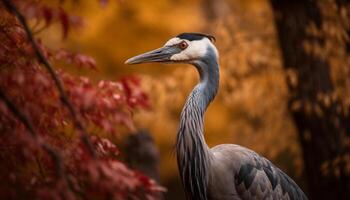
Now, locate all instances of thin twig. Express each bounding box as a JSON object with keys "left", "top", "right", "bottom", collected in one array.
[
  {"left": 1, "top": 0, "right": 96, "bottom": 157},
  {"left": 0, "top": 88, "right": 36, "bottom": 137},
  {"left": 35, "top": 156, "right": 46, "bottom": 179}
]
